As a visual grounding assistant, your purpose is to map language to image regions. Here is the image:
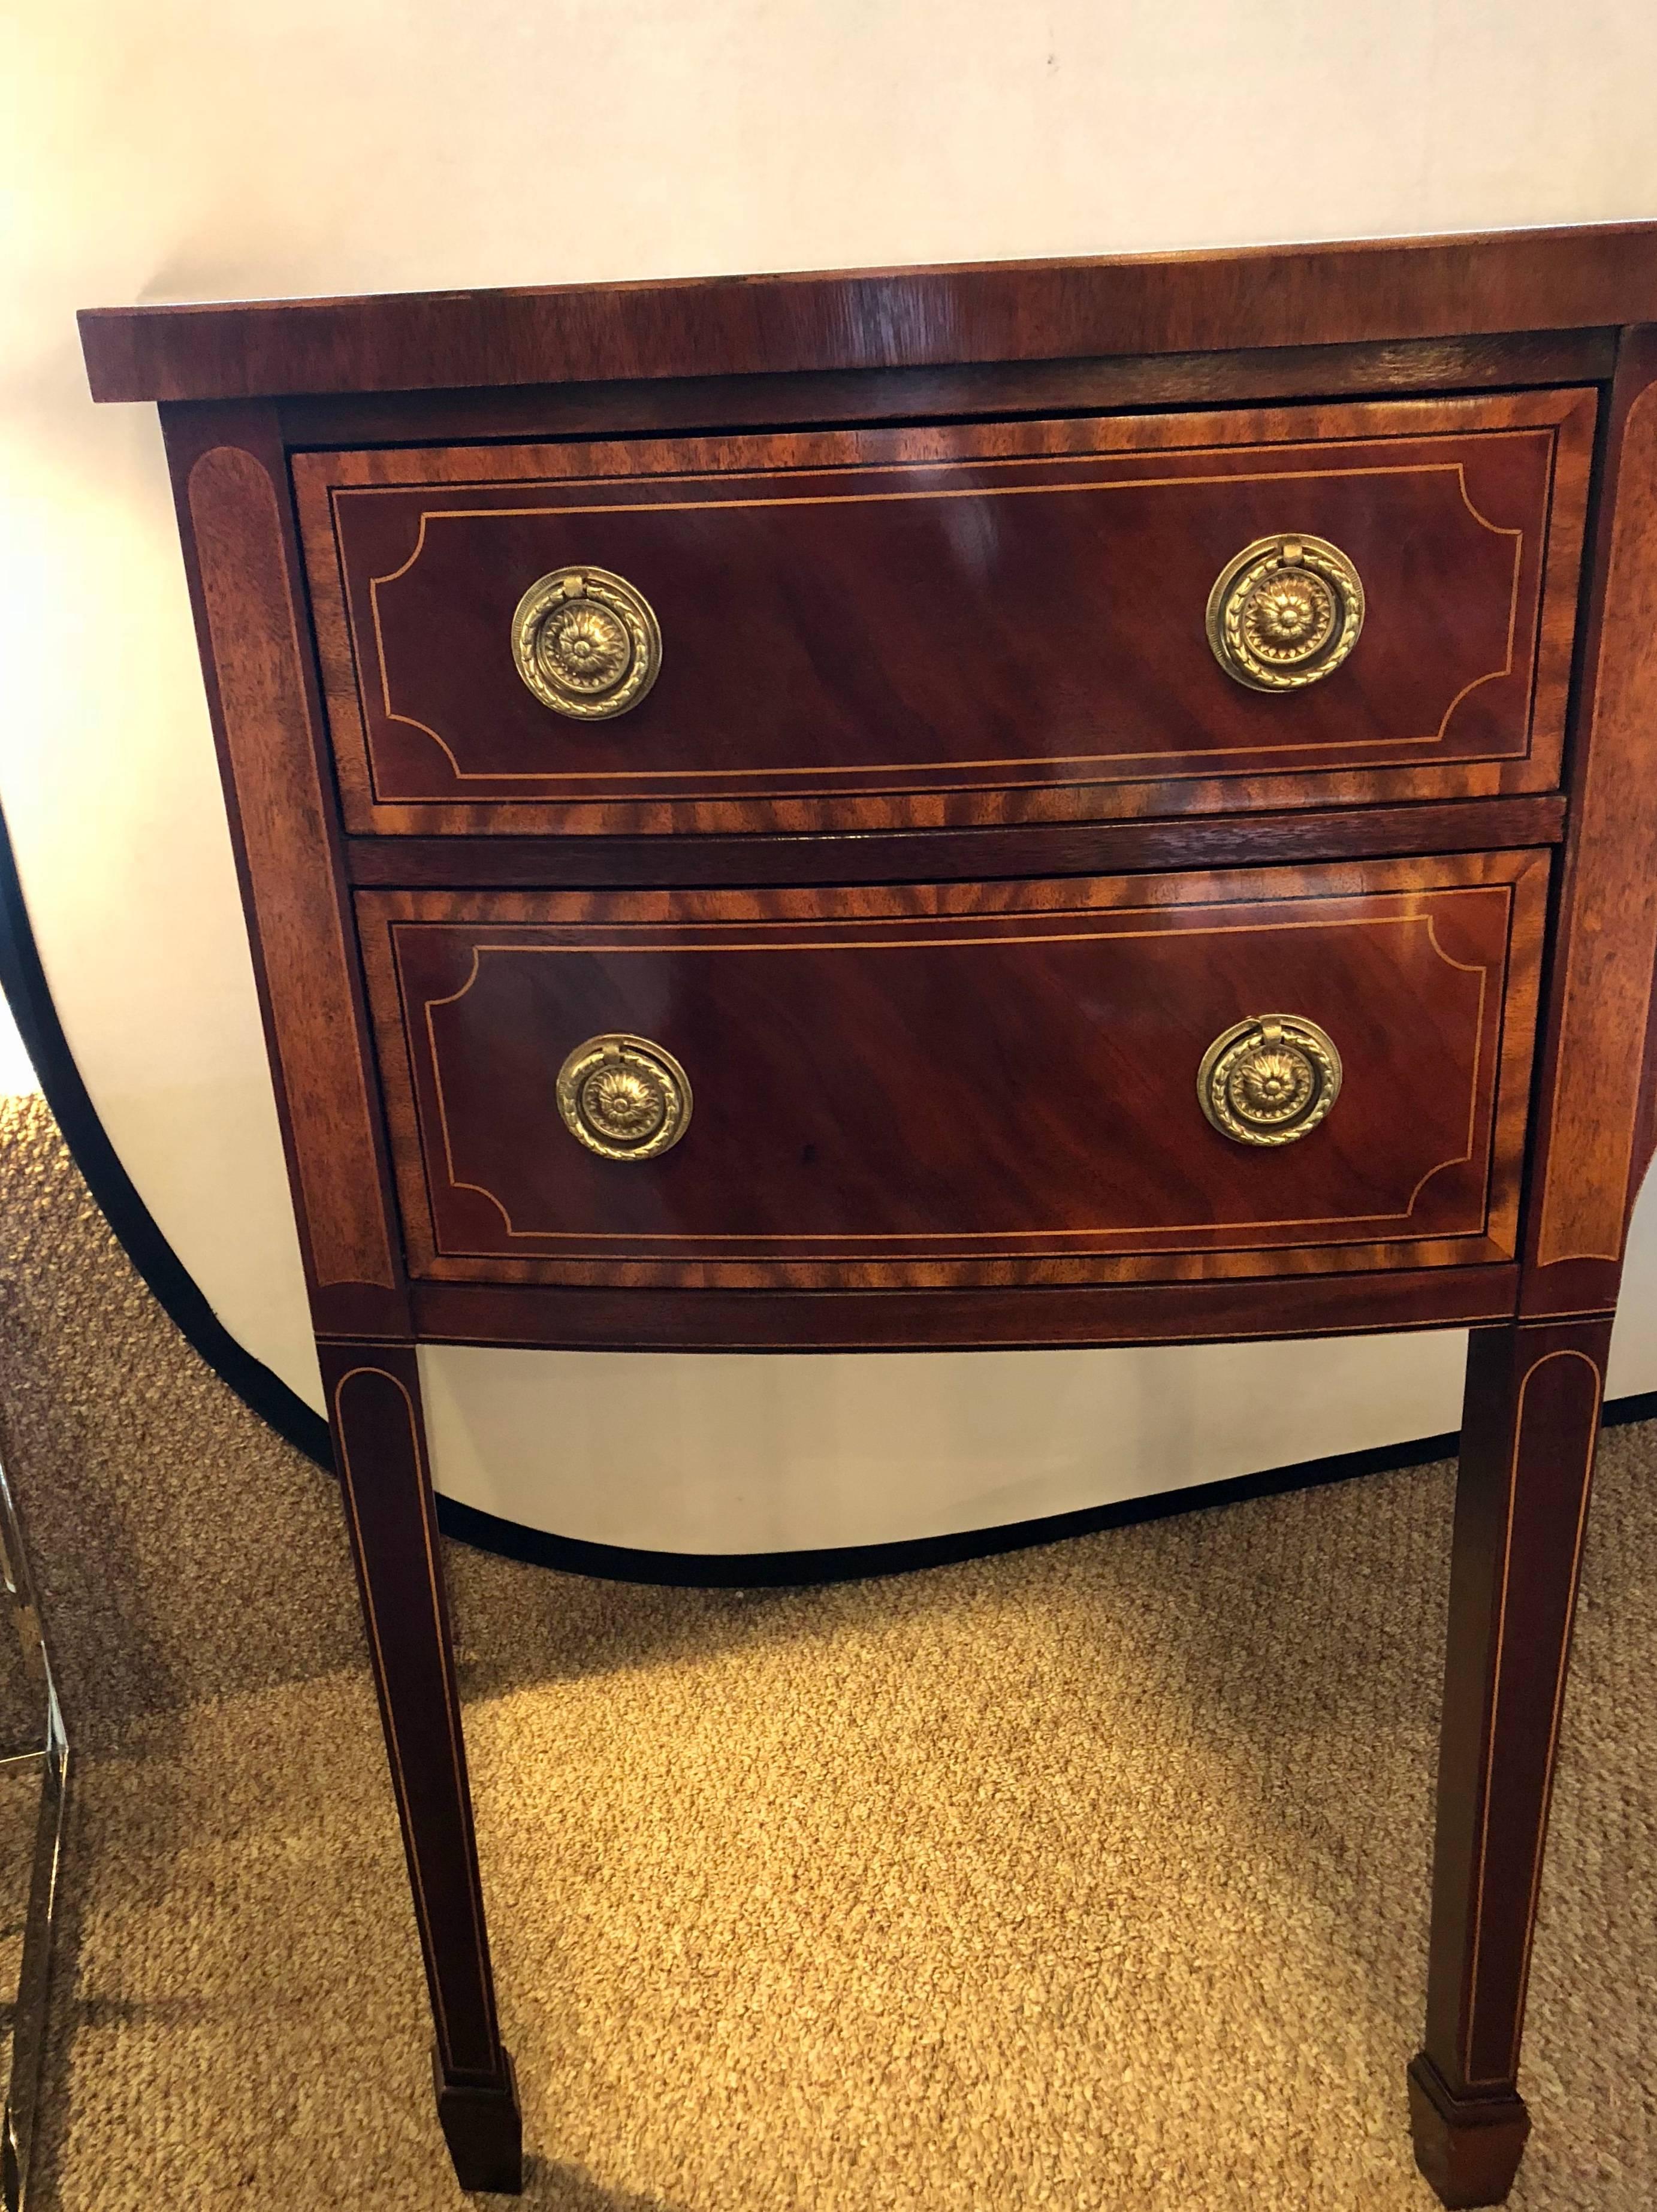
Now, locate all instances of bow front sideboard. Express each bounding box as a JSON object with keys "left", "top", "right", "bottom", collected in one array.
[{"left": 80, "top": 223, "right": 1657, "bottom": 2205}]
